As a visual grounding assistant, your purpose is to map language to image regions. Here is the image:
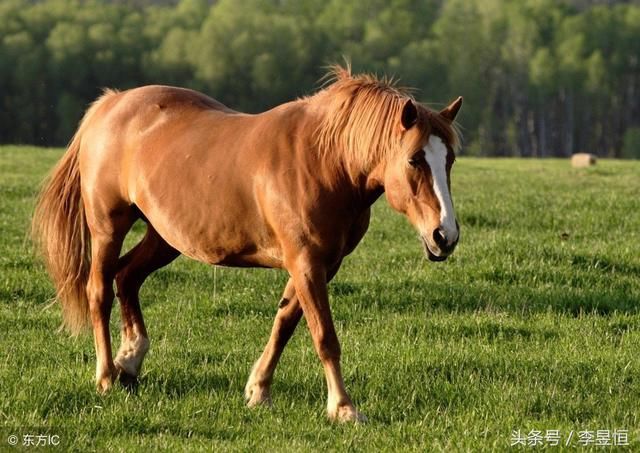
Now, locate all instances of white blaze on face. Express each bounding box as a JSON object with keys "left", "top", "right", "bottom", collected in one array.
[{"left": 423, "top": 135, "right": 458, "bottom": 244}]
